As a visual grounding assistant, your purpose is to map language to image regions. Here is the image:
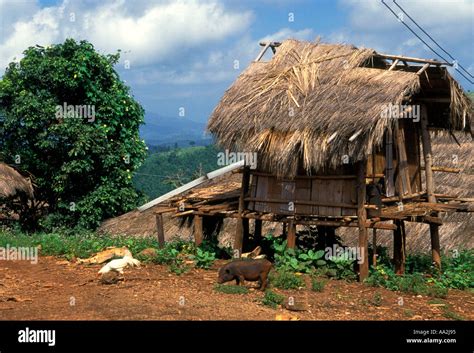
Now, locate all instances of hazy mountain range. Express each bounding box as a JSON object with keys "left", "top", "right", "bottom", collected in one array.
[{"left": 140, "top": 113, "right": 213, "bottom": 147}]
